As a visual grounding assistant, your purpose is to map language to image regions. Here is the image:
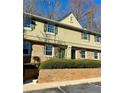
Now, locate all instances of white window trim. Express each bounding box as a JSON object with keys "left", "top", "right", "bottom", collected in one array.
[
  {"left": 24, "top": 27, "right": 32, "bottom": 31},
  {"left": 24, "top": 19, "right": 35, "bottom": 31},
  {"left": 85, "top": 51, "right": 87, "bottom": 59},
  {"left": 47, "top": 24, "right": 55, "bottom": 35},
  {"left": 23, "top": 41, "right": 31, "bottom": 56},
  {"left": 82, "top": 32, "right": 90, "bottom": 41},
  {"left": 75, "top": 50, "right": 78, "bottom": 59},
  {"left": 95, "top": 36, "right": 101, "bottom": 43},
  {"left": 46, "top": 31, "right": 55, "bottom": 35},
  {"left": 80, "top": 50, "right": 87, "bottom": 59},
  {"left": 98, "top": 52, "right": 101, "bottom": 60},
  {"left": 93, "top": 51, "right": 98, "bottom": 60},
  {"left": 82, "top": 39, "right": 90, "bottom": 42},
  {"left": 44, "top": 45, "right": 54, "bottom": 57}
]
